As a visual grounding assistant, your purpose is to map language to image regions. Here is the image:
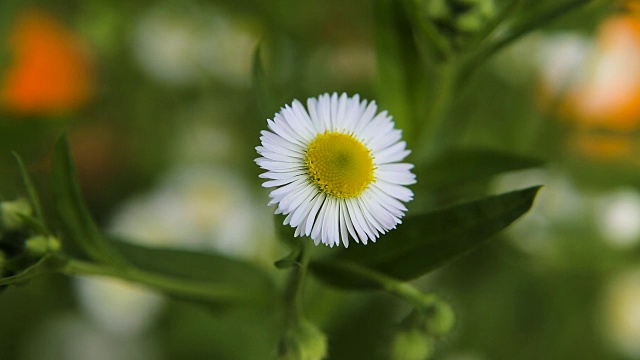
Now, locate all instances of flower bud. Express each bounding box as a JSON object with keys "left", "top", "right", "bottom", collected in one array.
[
  {"left": 0, "top": 198, "right": 32, "bottom": 232},
  {"left": 390, "top": 329, "right": 434, "bottom": 360},
  {"left": 400, "top": 297, "right": 456, "bottom": 338},
  {"left": 418, "top": 0, "right": 496, "bottom": 50},
  {"left": 424, "top": 299, "right": 456, "bottom": 337},
  {"left": 278, "top": 319, "right": 328, "bottom": 360},
  {"left": 25, "top": 235, "right": 61, "bottom": 257}
]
